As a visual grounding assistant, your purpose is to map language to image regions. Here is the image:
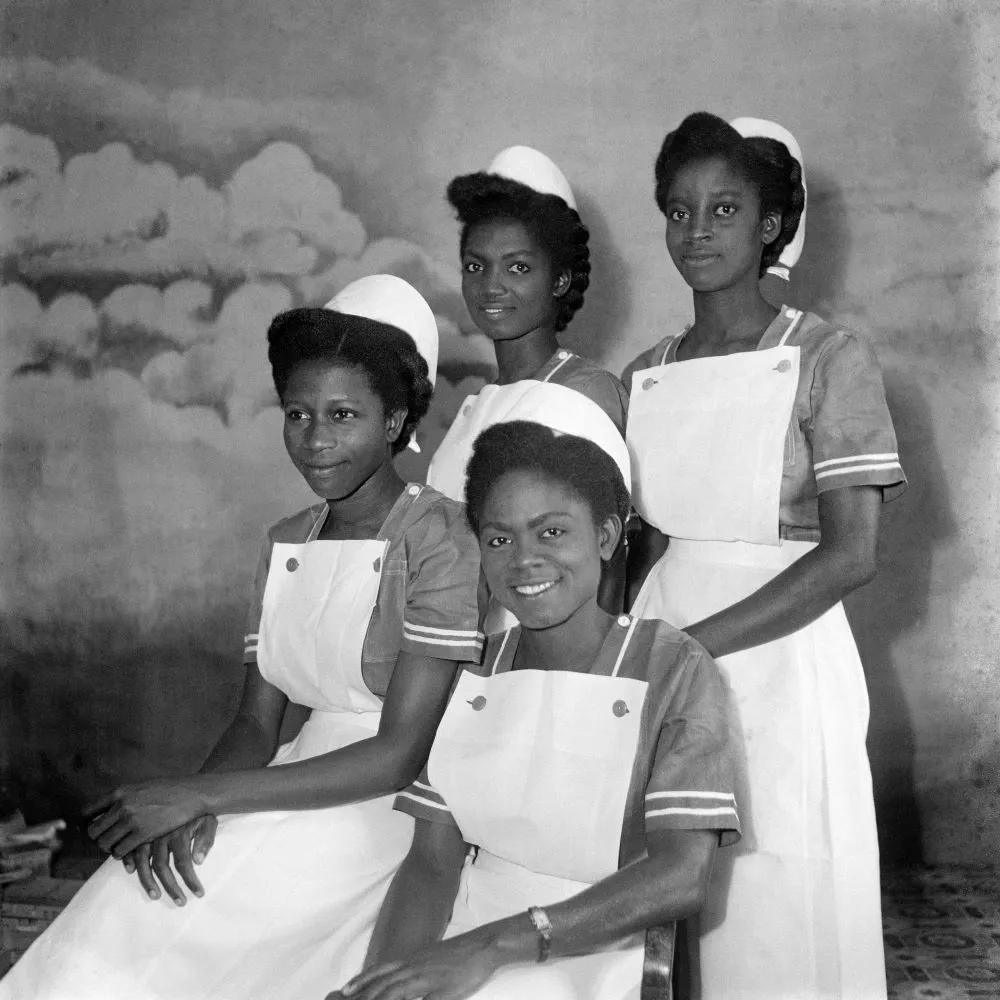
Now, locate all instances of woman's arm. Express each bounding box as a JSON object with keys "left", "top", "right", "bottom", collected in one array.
[
  {"left": 625, "top": 518, "right": 670, "bottom": 611},
  {"left": 363, "top": 819, "right": 469, "bottom": 970},
  {"left": 335, "top": 827, "right": 717, "bottom": 1000},
  {"left": 86, "top": 651, "right": 457, "bottom": 857},
  {"left": 686, "top": 485, "right": 881, "bottom": 658}
]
